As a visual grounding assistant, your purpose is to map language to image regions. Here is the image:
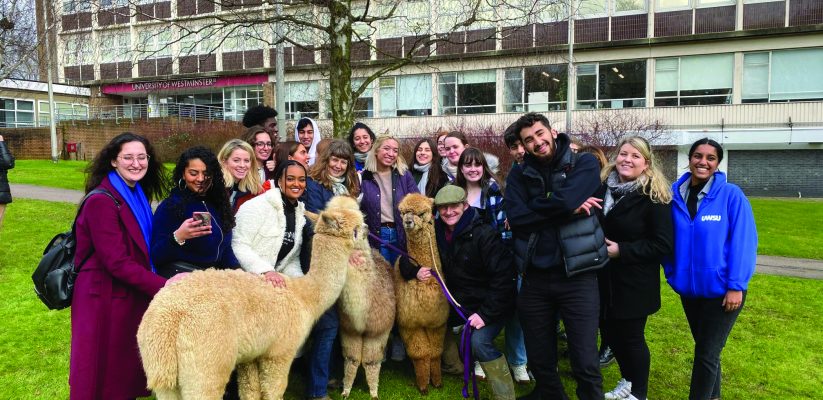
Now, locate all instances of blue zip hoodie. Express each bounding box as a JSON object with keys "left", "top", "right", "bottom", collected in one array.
[{"left": 663, "top": 171, "right": 757, "bottom": 298}]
